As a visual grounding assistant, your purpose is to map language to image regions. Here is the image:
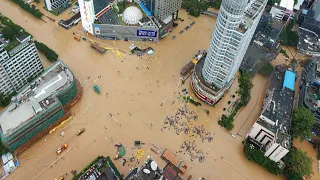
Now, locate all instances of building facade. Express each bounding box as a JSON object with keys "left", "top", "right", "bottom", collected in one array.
[
  {"left": 45, "top": 0, "right": 70, "bottom": 14},
  {"left": 78, "top": 0, "right": 97, "bottom": 34},
  {"left": 78, "top": 0, "right": 179, "bottom": 41},
  {"left": 0, "top": 61, "right": 78, "bottom": 151},
  {"left": 246, "top": 67, "right": 295, "bottom": 162},
  {"left": 313, "top": 0, "right": 320, "bottom": 21},
  {"left": 297, "top": 59, "right": 320, "bottom": 138},
  {"left": 0, "top": 42, "right": 14, "bottom": 95},
  {"left": 269, "top": 0, "right": 295, "bottom": 23},
  {"left": 0, "top": 34, "right": 44, "bottom": 95},
  {"left": 93, "top": 24, "right": 160, "bottom": 41},
  {"left": 297, "top": 0, "right": 320, "bottom": 56},
  {"left": 154, "top": 0, "right": 182, "bottom": 20},
  {"left": 191, "top": 0, "right": 267, "bottom": 105}
]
